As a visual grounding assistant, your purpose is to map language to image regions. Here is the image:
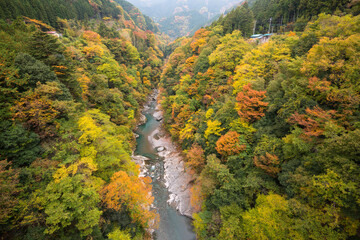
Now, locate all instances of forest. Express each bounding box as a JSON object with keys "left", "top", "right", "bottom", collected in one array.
[
  {"left": 160, "top": 3, "right": 360, "bottom": 239},
  {"left": 0, "top": 0, "right": 164, "bottom": 239},
  {"left": 0, "top": 0, "right": 359, "bottom": 239},
  {"left": 0, "top": 0, "right": 159, "bottom": 32},
  {"left": 249, "top": 0, "right": 360, "bottom": 33}
]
